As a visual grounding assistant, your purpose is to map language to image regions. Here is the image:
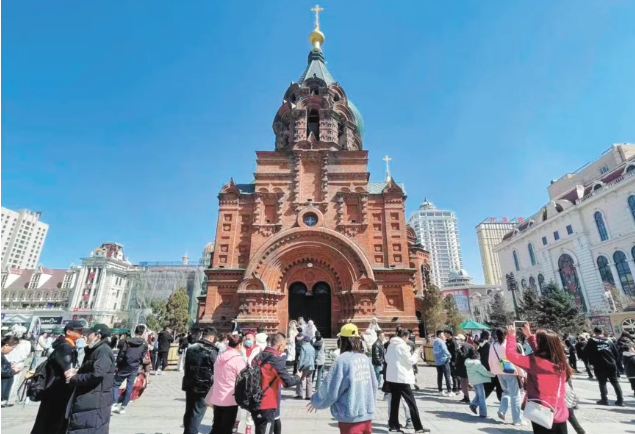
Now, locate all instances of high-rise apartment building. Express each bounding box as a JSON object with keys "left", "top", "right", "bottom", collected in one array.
[
  {"left": 476, "top": 217, "right": 522, "bottom": 285},
  {"left": 408, "top": 200, "right": 463, "bottom": 288},
  {"left": 1, "top": 207, "right": 49, "bottom": 269}
]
